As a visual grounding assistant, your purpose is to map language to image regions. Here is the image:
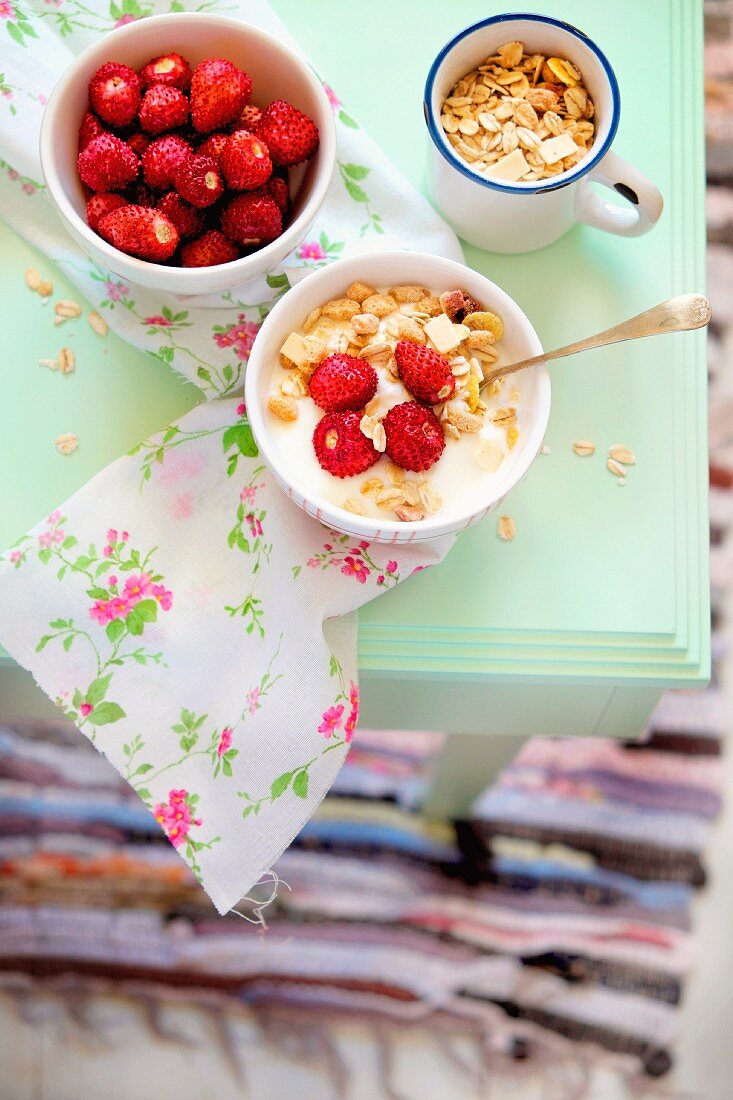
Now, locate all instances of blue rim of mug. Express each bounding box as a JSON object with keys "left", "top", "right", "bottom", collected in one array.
[{"left": 423, "top": 13, "right": 621, "bottom": 195}]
